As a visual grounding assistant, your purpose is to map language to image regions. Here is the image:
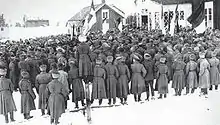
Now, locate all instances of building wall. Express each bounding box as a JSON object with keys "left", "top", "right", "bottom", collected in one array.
[
  {"left": 25, "top": 20, "right": 49, "bottom": 27},
  {"left": 95, "top": 4, "right": 123, "bottom": 32}
]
